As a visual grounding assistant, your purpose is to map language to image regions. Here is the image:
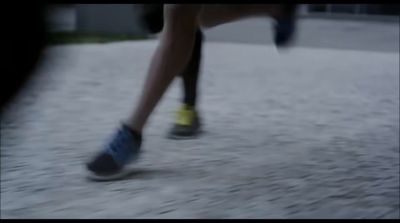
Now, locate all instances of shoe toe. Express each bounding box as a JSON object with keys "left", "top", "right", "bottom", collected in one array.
[{"left": 86, "top": 152, "right": 121, "bottom": 174}]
